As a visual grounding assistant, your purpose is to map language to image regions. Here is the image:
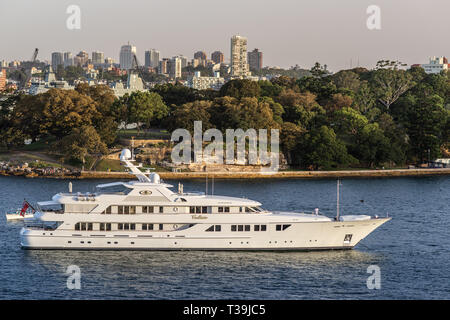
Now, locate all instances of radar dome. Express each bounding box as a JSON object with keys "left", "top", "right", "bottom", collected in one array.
[
  {"left": 120, "top": 149, "right": 132, "bottom": 160},
  {"left": 150, "top": 173, "right": 161, "bottom": 184}
]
